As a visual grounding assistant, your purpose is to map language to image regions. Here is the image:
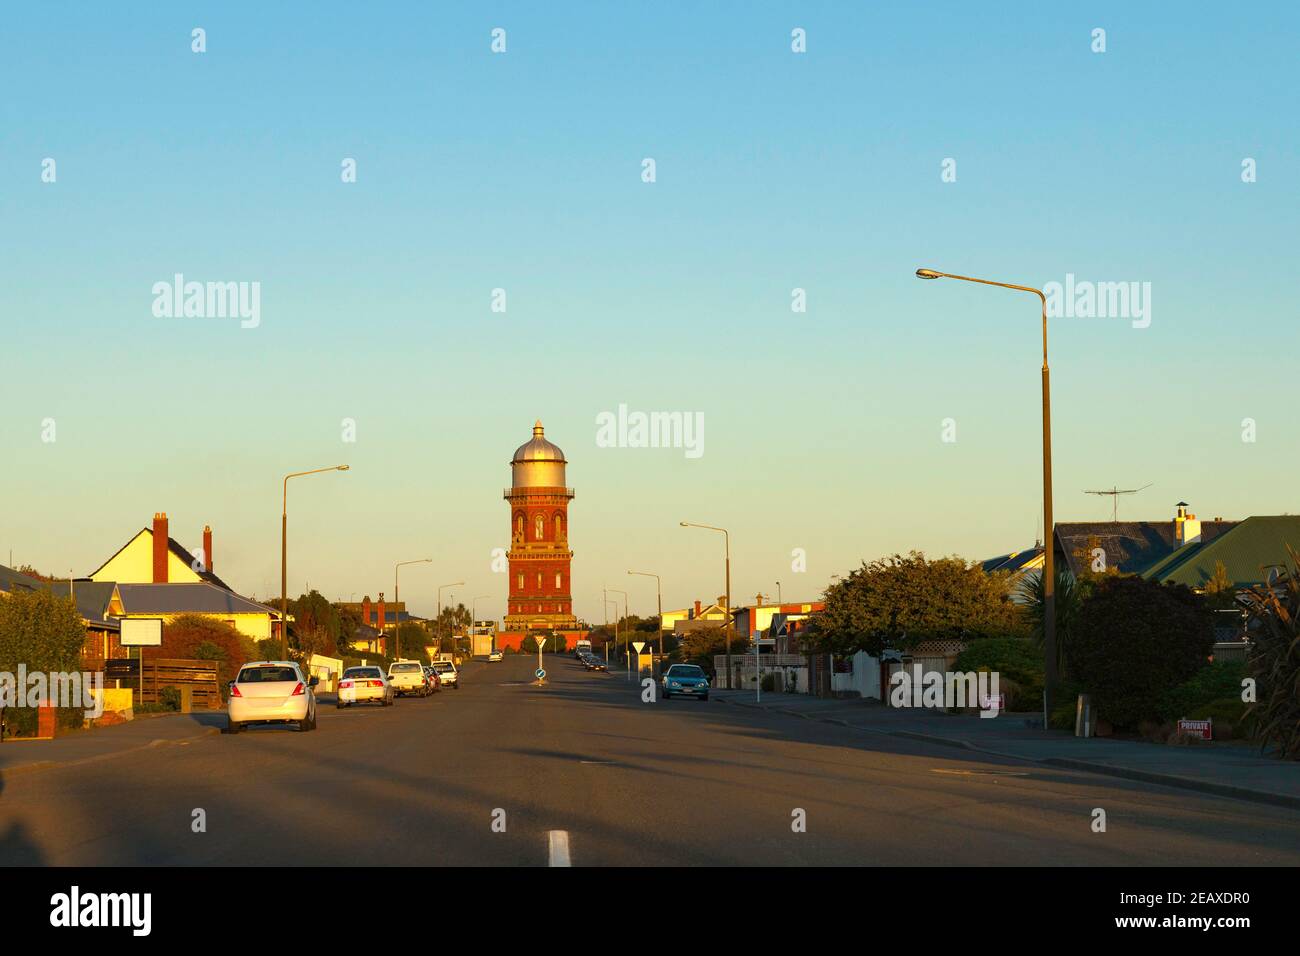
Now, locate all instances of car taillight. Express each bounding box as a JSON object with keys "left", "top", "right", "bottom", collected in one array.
[
  {"left": 340, "top": 680, "right": 353, "bottom": 689},
  {"left": 230, "top": 684, "right": 242, "bottom": 697},
  {"left": 369, "top": 680, "right": 383, "bottom": 688},
  {"left": 291, "top": 682, "right": 305, "bottom": 696}
]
